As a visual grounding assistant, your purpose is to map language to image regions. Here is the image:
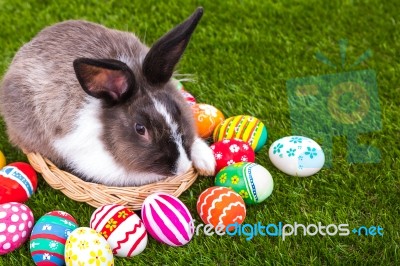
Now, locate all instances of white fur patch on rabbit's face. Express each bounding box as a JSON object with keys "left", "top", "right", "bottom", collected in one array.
[
  {"left": 152, "top": 98, "right": 192, "bottom": 175},
  {"left": 53, "top": 98, "right": 165, "bottom": 186}
]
